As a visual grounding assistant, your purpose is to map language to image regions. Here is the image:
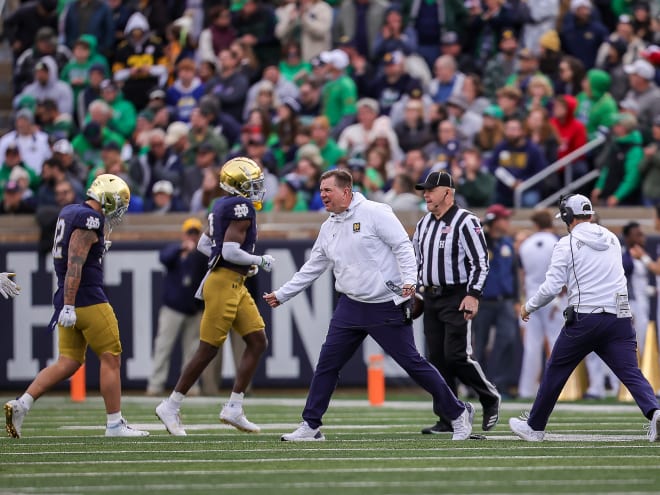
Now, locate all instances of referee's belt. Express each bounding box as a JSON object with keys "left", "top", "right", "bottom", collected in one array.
[{"left": 421, "top": 284, "right": 467, "bottom": 296}]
